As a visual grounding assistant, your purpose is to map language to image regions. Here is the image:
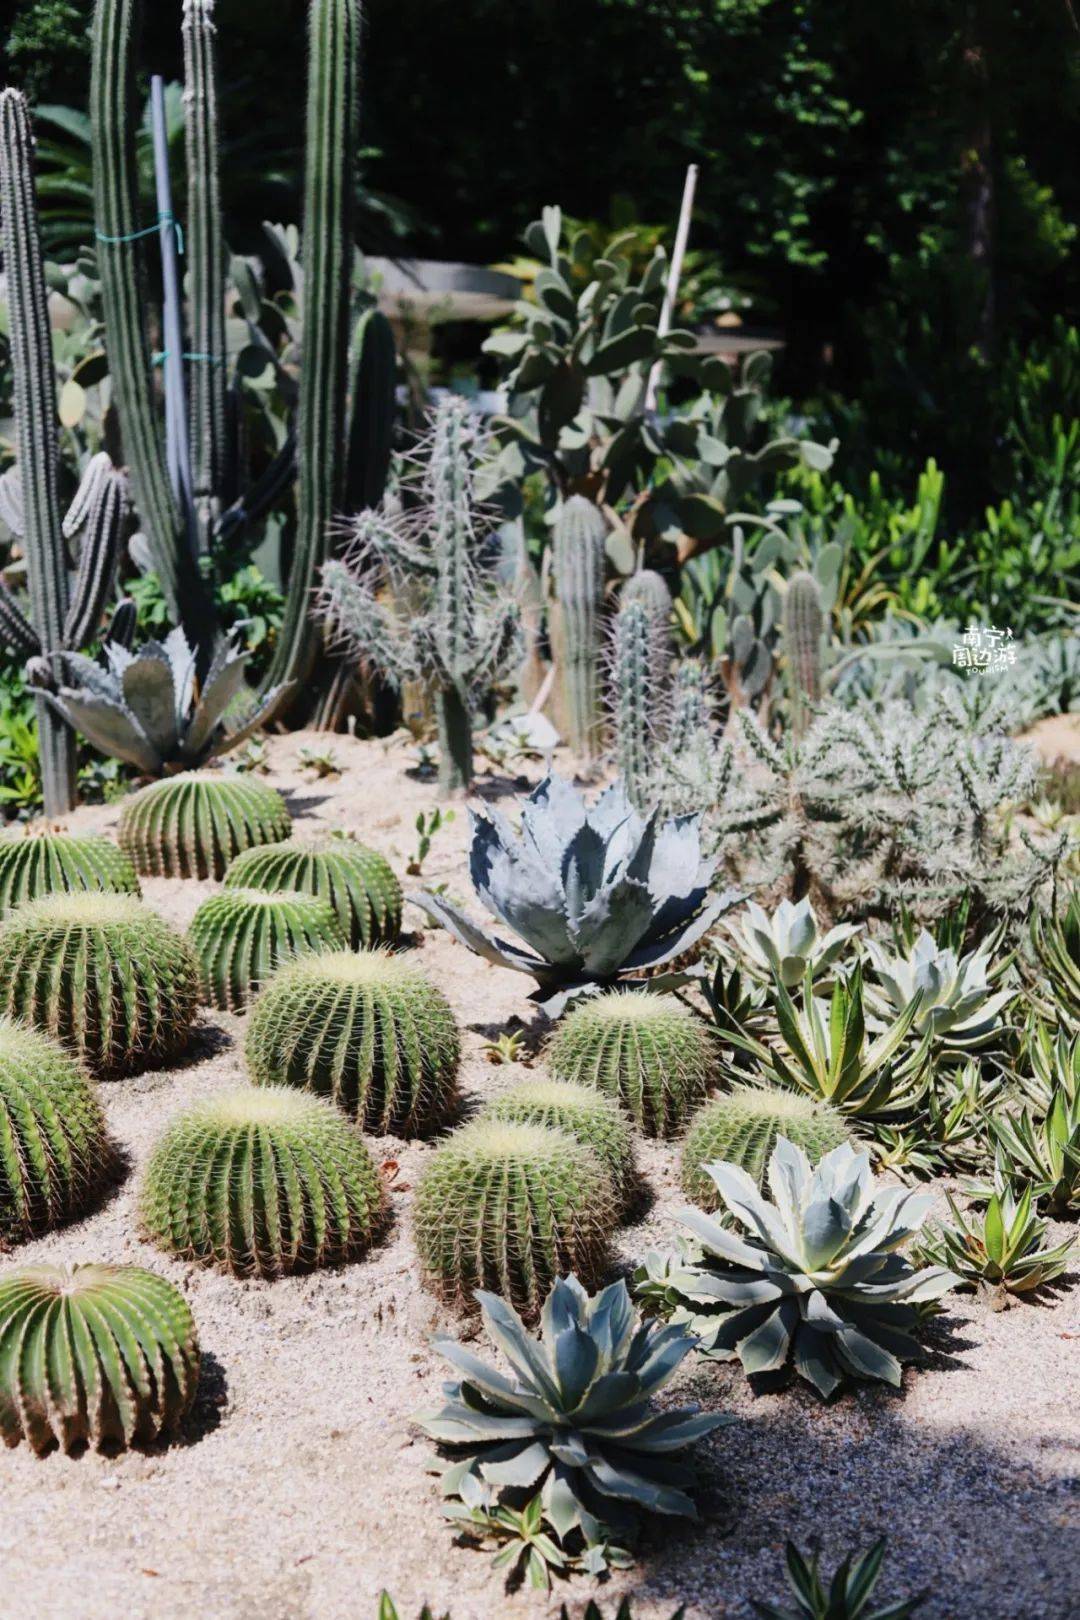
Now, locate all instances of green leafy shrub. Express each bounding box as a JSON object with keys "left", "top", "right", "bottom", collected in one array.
[
  {"left": 482, "top": 1078, "right": 635, "bottom": 1209},
  {"left": 224, "top": 832, "right": 402, "bottom": 949},
  {"left": 0, "top": 1262, "right": 200, "bottom": 1454},
  {"left": 546, "top": 990, "right": 717, "bottom": 1137},
  {"left": 246, "top": 948, "right": 460, "bottom": 1135},
  {"left": 412, "top": 1120, "right": 615, "bottom": 1317},
  {"left": 117, "top": 771, "right": 292, "bottom": 879},
  {"left": 0, "top": 829, "right": 139, "bottom": 918},
  {"left": 141, "top": 1089, "right": 385, "bottom": 1277},
  {"left": 0, "top": 892, "right": 199, "bottom": 1077},
  {"left": 681, "top": 1087, "right": 852, "bottom": 1209},
  {"left": 0, "top": 1017, "right": 112, "bottom": 1240},
  {"left": 187, "top": 887, "right": 346, "bottom": 1012}
]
